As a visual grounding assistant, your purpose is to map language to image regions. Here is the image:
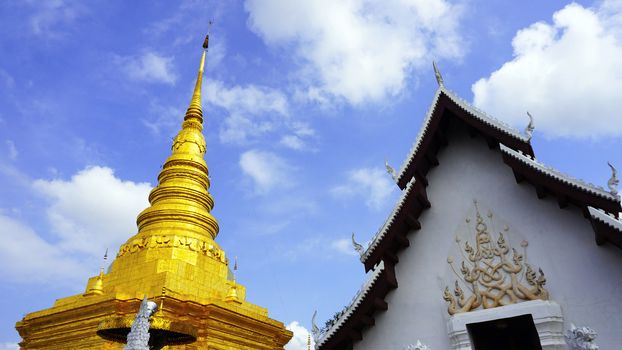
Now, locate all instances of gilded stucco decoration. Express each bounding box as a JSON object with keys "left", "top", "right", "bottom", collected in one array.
[{"left": 443, "top": 201, "right": 549, "bottom": 315}]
